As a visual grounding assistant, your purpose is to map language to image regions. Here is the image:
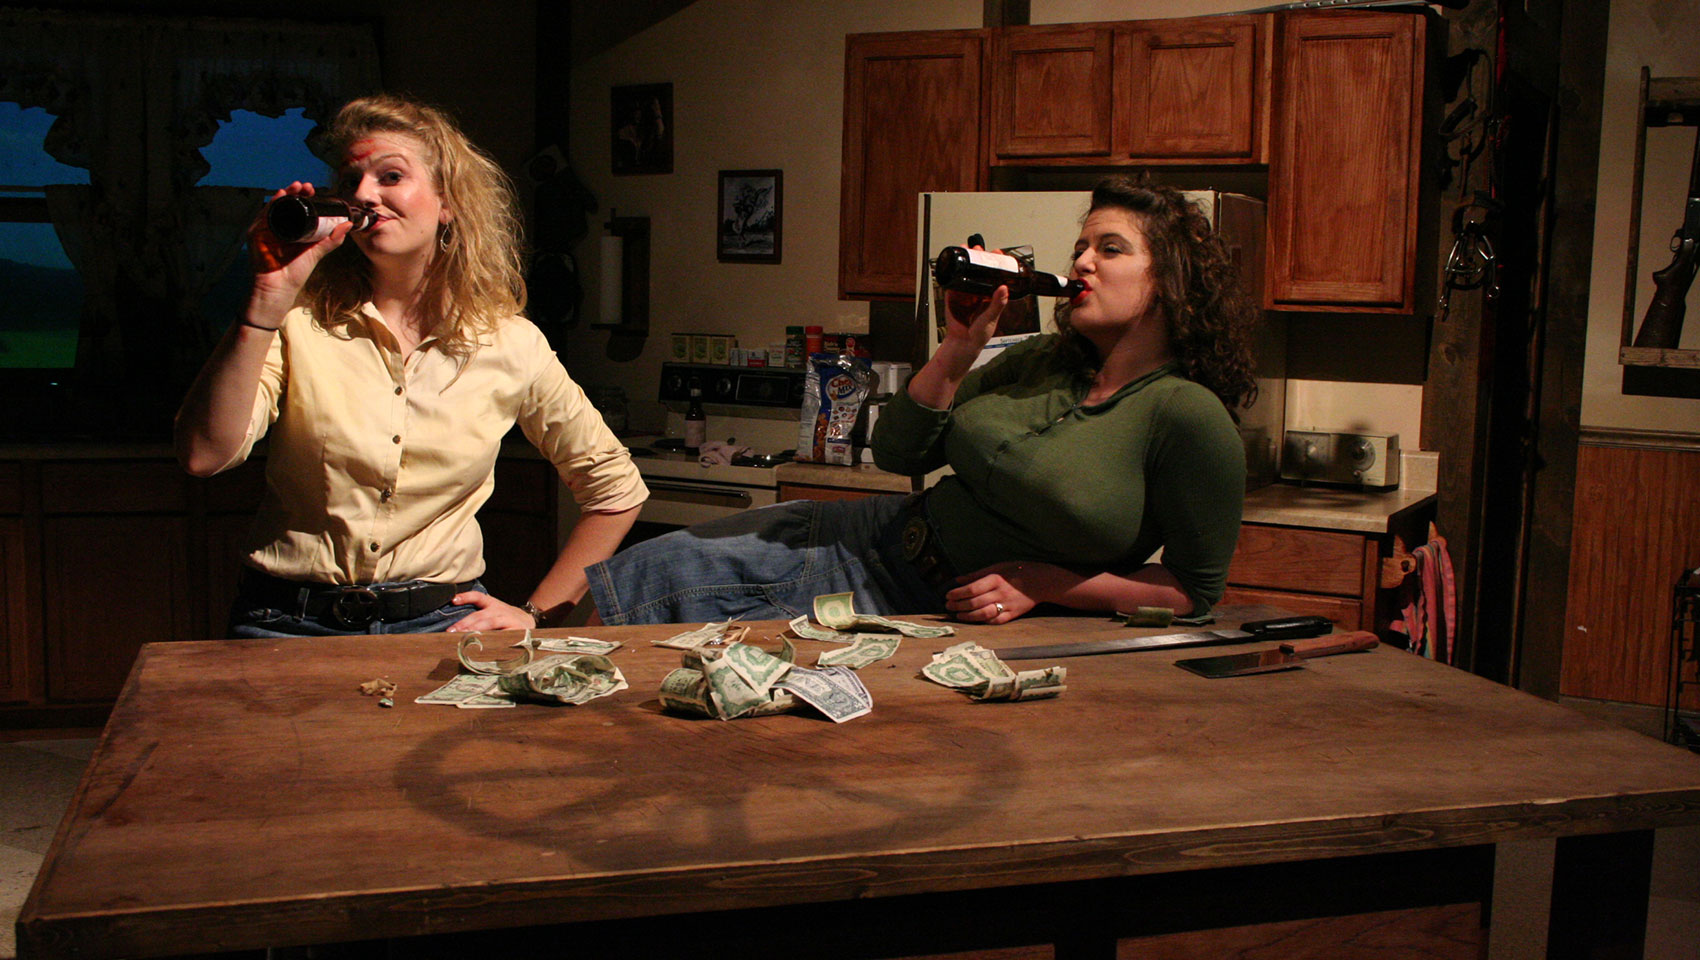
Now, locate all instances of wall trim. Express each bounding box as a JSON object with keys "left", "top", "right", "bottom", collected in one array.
[{"left": 1578, "top": 426, "right": 1700, "bottom": 452}]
